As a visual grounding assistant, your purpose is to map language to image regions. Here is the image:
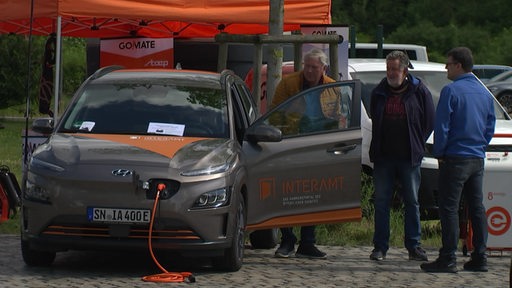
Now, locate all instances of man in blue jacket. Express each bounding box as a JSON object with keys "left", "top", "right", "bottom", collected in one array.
[
  {"left": 421, "top": 47, "right": 495, "bottom": 273},
  {"left": 369, "top": 51, "right": 435, "bottom": 262}
]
